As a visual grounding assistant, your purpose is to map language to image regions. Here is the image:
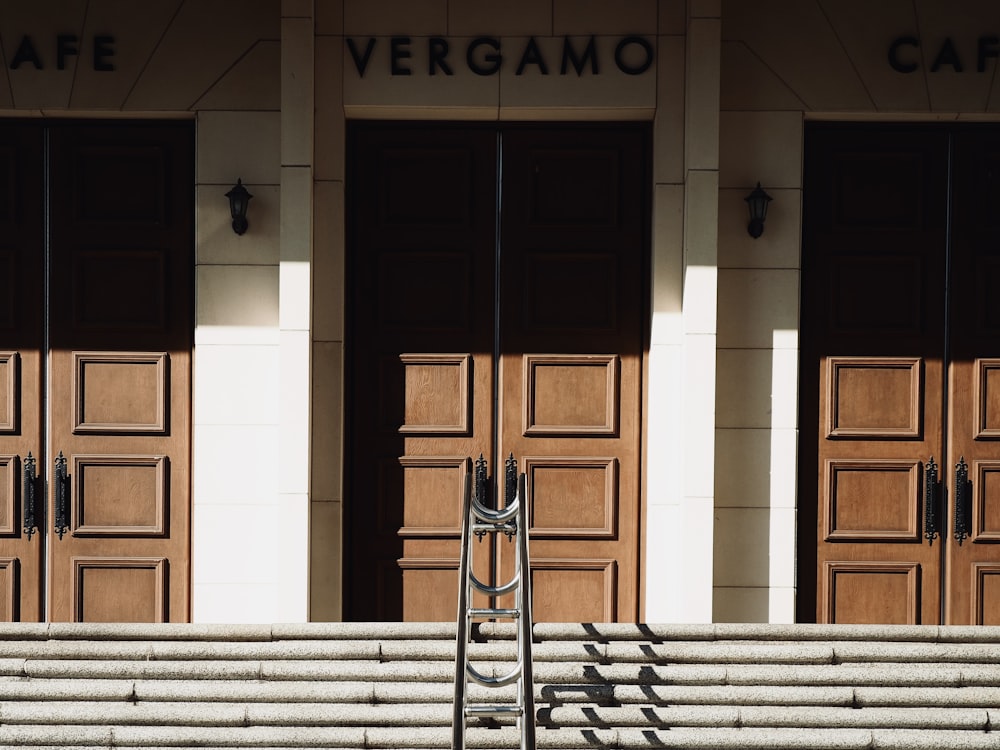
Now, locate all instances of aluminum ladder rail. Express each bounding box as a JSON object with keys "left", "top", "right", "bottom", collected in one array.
[{"left": 452, "top": 455, "right": 535, "bottom": 750}]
